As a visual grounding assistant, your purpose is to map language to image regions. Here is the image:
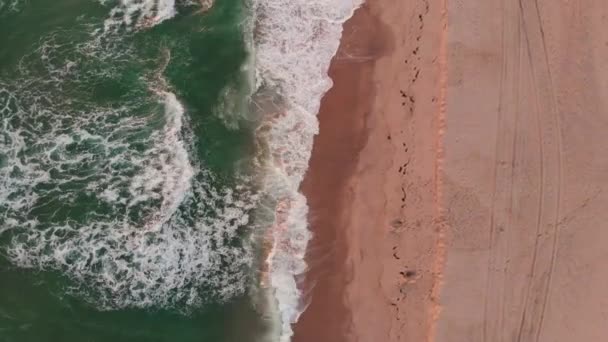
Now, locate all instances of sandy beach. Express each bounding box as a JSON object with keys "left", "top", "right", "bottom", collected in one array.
[
  {"left": 292, "top": 4, "right": 387, "bottom": 341},
  {"left": 295, "top": 0, "right": 446, "bottom": 341},
  {"left": 438, "top": 1, "right": 608, "bottom": 341},
  {"left": 294, "top": 0, "right": 608, "bottom": 341}
]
